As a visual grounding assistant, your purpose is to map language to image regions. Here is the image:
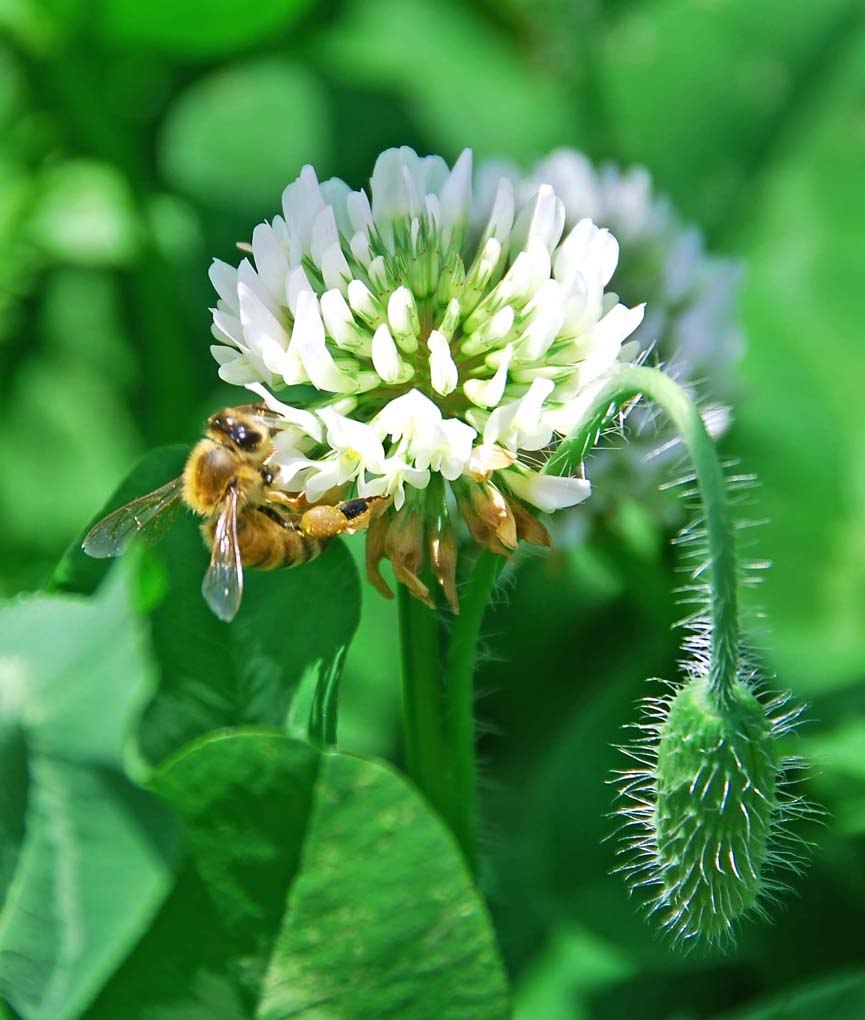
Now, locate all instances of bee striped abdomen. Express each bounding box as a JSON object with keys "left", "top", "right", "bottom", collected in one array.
[{"left": 247, "top": 507, "right": 326, "bottom": 568}]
